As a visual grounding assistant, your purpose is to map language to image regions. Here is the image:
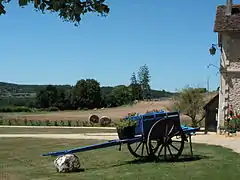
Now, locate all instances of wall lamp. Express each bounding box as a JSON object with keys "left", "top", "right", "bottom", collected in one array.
[{"left": 209, "top": 44, "right": 221, "bottom": 56}]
